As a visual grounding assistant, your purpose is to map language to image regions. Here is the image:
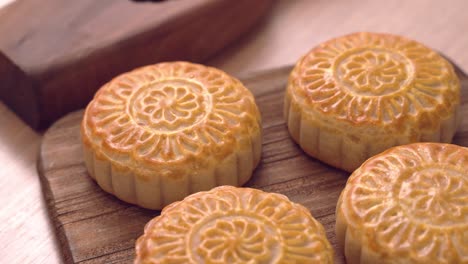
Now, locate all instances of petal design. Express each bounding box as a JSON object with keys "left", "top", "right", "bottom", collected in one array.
[
  {"left": 135, "top": 186, "right": 334, "bottom": 263},
  {"left": 81, "top": 62, "right": 263, "bottom": 209},
  {"left": 337, "top": 143, "right": 468, "bottom": 263},
  {"left": 285, "top": 32, "right": 461, "bottom": 172},
  {"left": 83, "top": 61, "right": 261, "bottom": 165},
  {"left": 292, "top": 32, "right": 459, "bottom": 124}
]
